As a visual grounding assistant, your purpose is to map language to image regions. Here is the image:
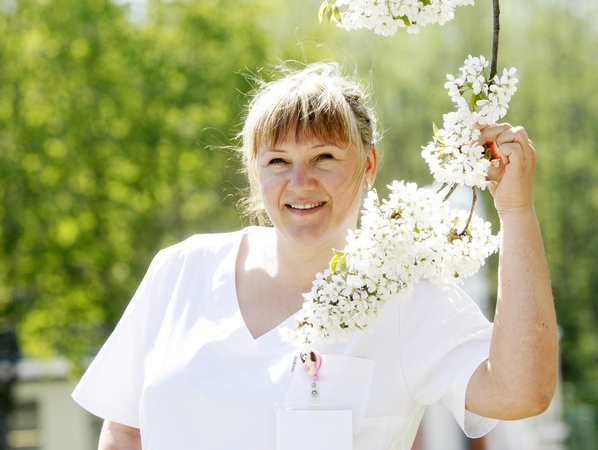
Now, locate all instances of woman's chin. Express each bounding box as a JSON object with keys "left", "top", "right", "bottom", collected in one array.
[{"left": 281, "top": 225, "right": 350, "bottom": 251}]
